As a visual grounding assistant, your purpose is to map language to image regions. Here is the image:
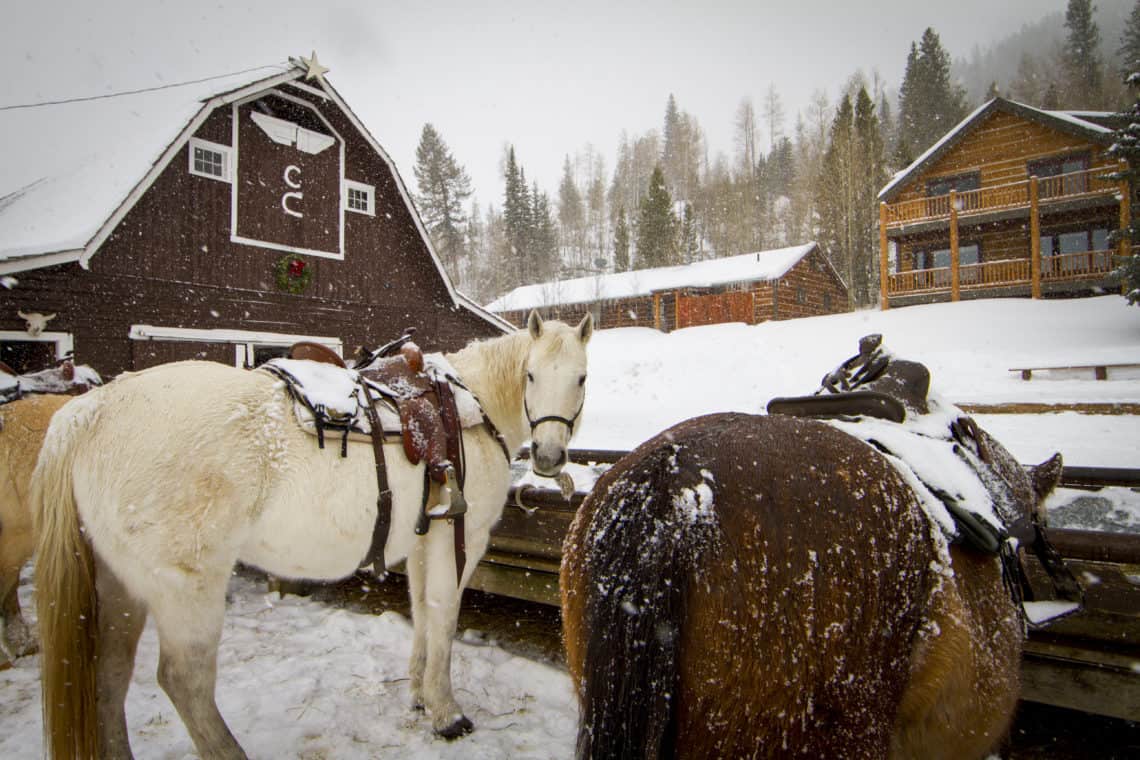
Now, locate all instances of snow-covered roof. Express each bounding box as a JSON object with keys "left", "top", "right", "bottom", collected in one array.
[
  {"left": 0, "top": 64, "right": 299, "bottom": 266},
  {"left": 879, "top": 97, "right": 1116, "bottom": 202},
  {"left": 0, "top": 59, "right": 512, "bottom": 333},
  {"left": 487, "top": 243, "right": 819, "bottom": 312}
]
